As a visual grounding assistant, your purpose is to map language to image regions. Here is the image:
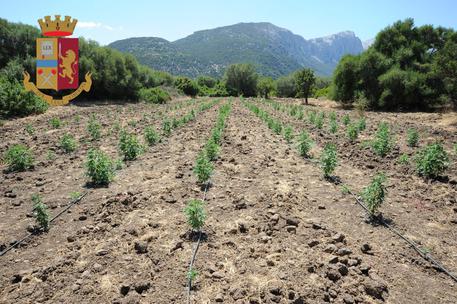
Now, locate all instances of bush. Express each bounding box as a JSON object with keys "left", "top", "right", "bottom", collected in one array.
[
  {"left": 59, "top": 133, "right": 77, "bottom": 153},
  {"left": 0, "top": 76, "right": 48, "bottom": 117},
  {"left": 85, "top": 148, "right": 115, "bottom": 185},
  {"left": 276, "top": 75, "right": 297, "bottom": 97},
  {"left": 49, "top": 117, "right": 62, "bottom": 129},
  {"left": 119, "top": 130, "right": 143, "bottom": 161},
  {"left": 224, "top": 63, "right": 258, "bottom": 97},
  {"left": 406, "top": 128, "right": 419, "bottom": 147},
  {"left": 257, "top": 77, "right": 275, "bottom": 98},
  {"left": 32, "top": 194, "right": 49, "bottom": 231},
  {"left": 193, "top": 152, "right": 213, "bottom": 184},
  {"left": 297, "top": 131, "right": 313, "bottom": 158},
  {"left": 347, "top": 124, "right": 359, "bottom": 142},
  {"left": 184, "top": 199, "right": 206, "bottom": 231},
  {"left": 414, "top": 143, "right": 449, "bottom": 178},
  {"left": 175, "top": 77, "right": 199, "bottom": 97},
  {"left": 320, "top": 143, "right": 338, "bottom": 178},
  {"left": 372, "top": 122, "right": 393, "bottom": 157},
  {"left": 138, "top": 87, "right": 171, "bottom": 104},
  {"left": 362, "top": 173, "right": 387, "bottom": 216},
  {"left": 87, "top": 114, "right": 101, "bottom": 140},
  {"left": 144, "top": 126, "right": 160, "bottom": 146},
  {"left": 205, "top": 138, "right": 220, "bottom": 161},
  {"left": 4, "top": 144, "right": 34, "bottom": 171}
]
